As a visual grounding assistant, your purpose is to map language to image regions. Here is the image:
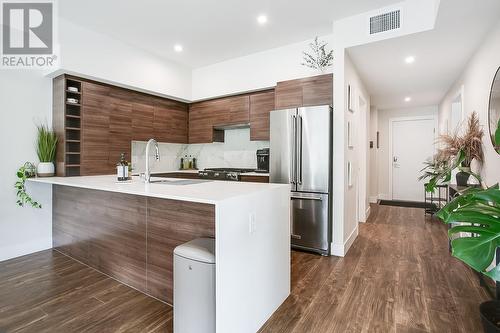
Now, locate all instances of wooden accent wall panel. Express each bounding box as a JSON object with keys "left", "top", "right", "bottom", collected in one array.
[
  {"left": 147, "top": 198, "right": 215, "bottom": 303},
  {"left": 250, "top": 90, "right": 275, "bottom": 141},
  {"left": 53, "top": 185, "right": 215, "bottom": 304},
  {"left": 275, "top": 74, "right": 333, "bottom": 109}
]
